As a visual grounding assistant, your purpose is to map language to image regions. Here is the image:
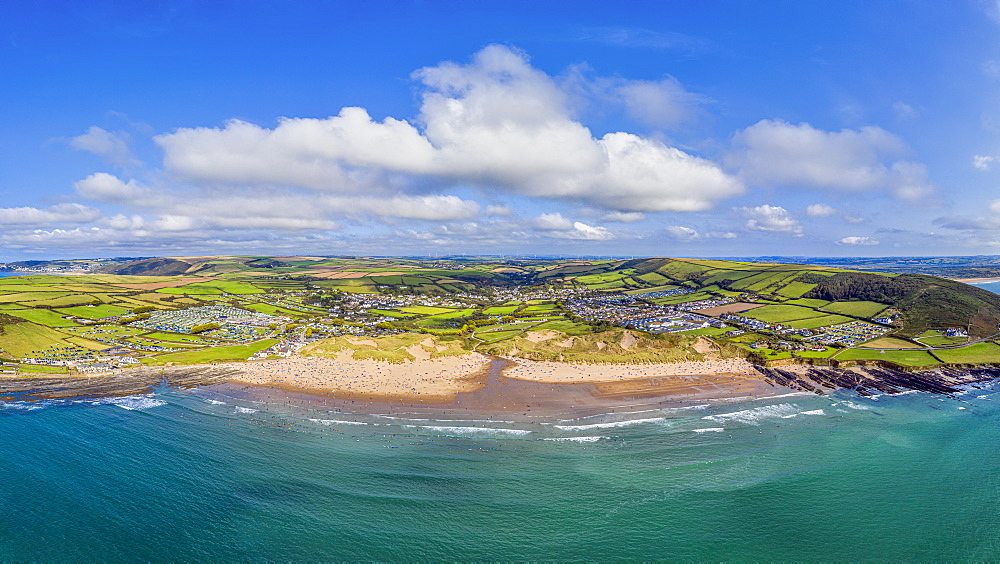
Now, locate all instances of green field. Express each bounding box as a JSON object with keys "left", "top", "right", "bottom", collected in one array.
[
  {"left": 57, "top": 304, "right": 130, "bottom": 319},
  {"left": 856, "top": 336, "right": 920, "bottom": 349},
  {"left": 932, "top": 342, "right": 1000, "bottom": 364},
  {"left": 144, "top": 339, "right": 279, "bottom": 365},
  {"left": 0, "top": 291, "right": 71, "bottom": 303},
  {"left": 743, "top": 304, "right": 827, "bottom": 323},
  {"left": 784, "top": 314, "right": 852, "bottom": 329},
  {"left": 483, "top": 305, "right": 519, "bottom": 315},
  {"left": 774, "top": 281, "right": 817, "bottom": 298},
  {"left": 6, "top": 309, "right": 79, "bottom": 327},
  {"left": 785, "top": 298, "right": 831, "bottom": 308},
  {"left": 821, "top": 301, "right": 888, "bottom": 318},
  {"left": 157, "top": 280, "right": 264, "bottom": 295},
  {"left": 0, "top": 323, "right": 73, "bottom": 357},
  {"left": 914, "top": 330, "right": 969, "bottom": 347},
  {"left": 793, "top": 347, "right": 838, "bottom": 359},
  {"left": 834, "top": 348, "right": 940, "bottom": 366},
  {"left": 399, "top": 306, "right": 456, "bottom": 315}
]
